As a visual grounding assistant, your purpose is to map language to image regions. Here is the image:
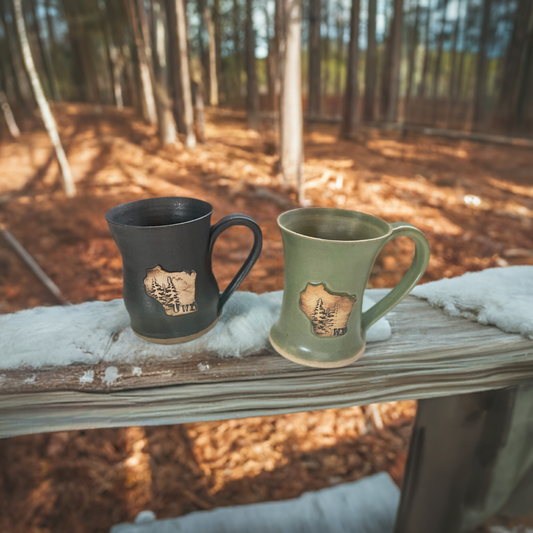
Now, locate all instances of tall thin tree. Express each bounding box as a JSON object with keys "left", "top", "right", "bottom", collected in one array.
[
  {"left": 174, "top": 0, "right": 196, "bottom": 146},
  {"left": 308, "top": 0, "right": 321, "bottom": 118},
  {"left": 29, "top": 0, "right": 58, "bottom": 101},
  {"left": 431, "top": 0, "right": 450, "bottom": 124},
  {"left": 280, "top": 0, "right": 304, "bottom": 201},
  {"left": 472, "top": 0, "right": 492, "bottom": 129},
  {"left": 496, "top": 0, "right": 532, "bottom": 131},
  {"left": 446, "top": 0, "right": 464, "bottom": 126},
  {"left": 417, "top": 0, "right": 433, "bottom": 100},
  {"left": 387, "top": 0, "right": 403, "bottom": 122},
  {"left": 13, "top": 0, "right": 75, "bottom": 196},
  {"left": 125, "top": 0, "right": 158, "bottom": 124},
  {"left": 232, "top": 0, "right": 242, "bottom": 98},
  {"left": 340, "top": 0, "right": 360, "bottom": 137},
  {"left": 245, "top": 0, "right": 259, "bottom": 128},
  {"left": 363, "top": 0, "right": 377, "bottom": 121},
  {"left": 334, "top": 0, "right": 345, "bottom": 97},
  {"left": 404, "top": 0, "right": 419, "bottom": 121},
  {"left": 153, "top": 0, "right": 178, "bottom": 144},
  {"left": 200, "top": 0, "right": 219, "bottom": 105}
]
